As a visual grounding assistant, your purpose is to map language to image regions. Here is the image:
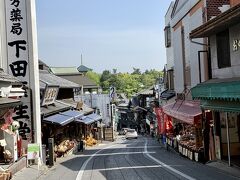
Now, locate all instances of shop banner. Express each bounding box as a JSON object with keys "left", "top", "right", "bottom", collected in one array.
[
  {"left": 154, "top": 108, "right": 166, "bottom": 134},
  {"left": 195, "top": 118, "right": 203, "bottom": 148},
  {"left": 154, "top": 107, "right": 163, "bottom": 134},
  {"left": 5, "top": 0, "right": 32, "bottom": 141}
]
